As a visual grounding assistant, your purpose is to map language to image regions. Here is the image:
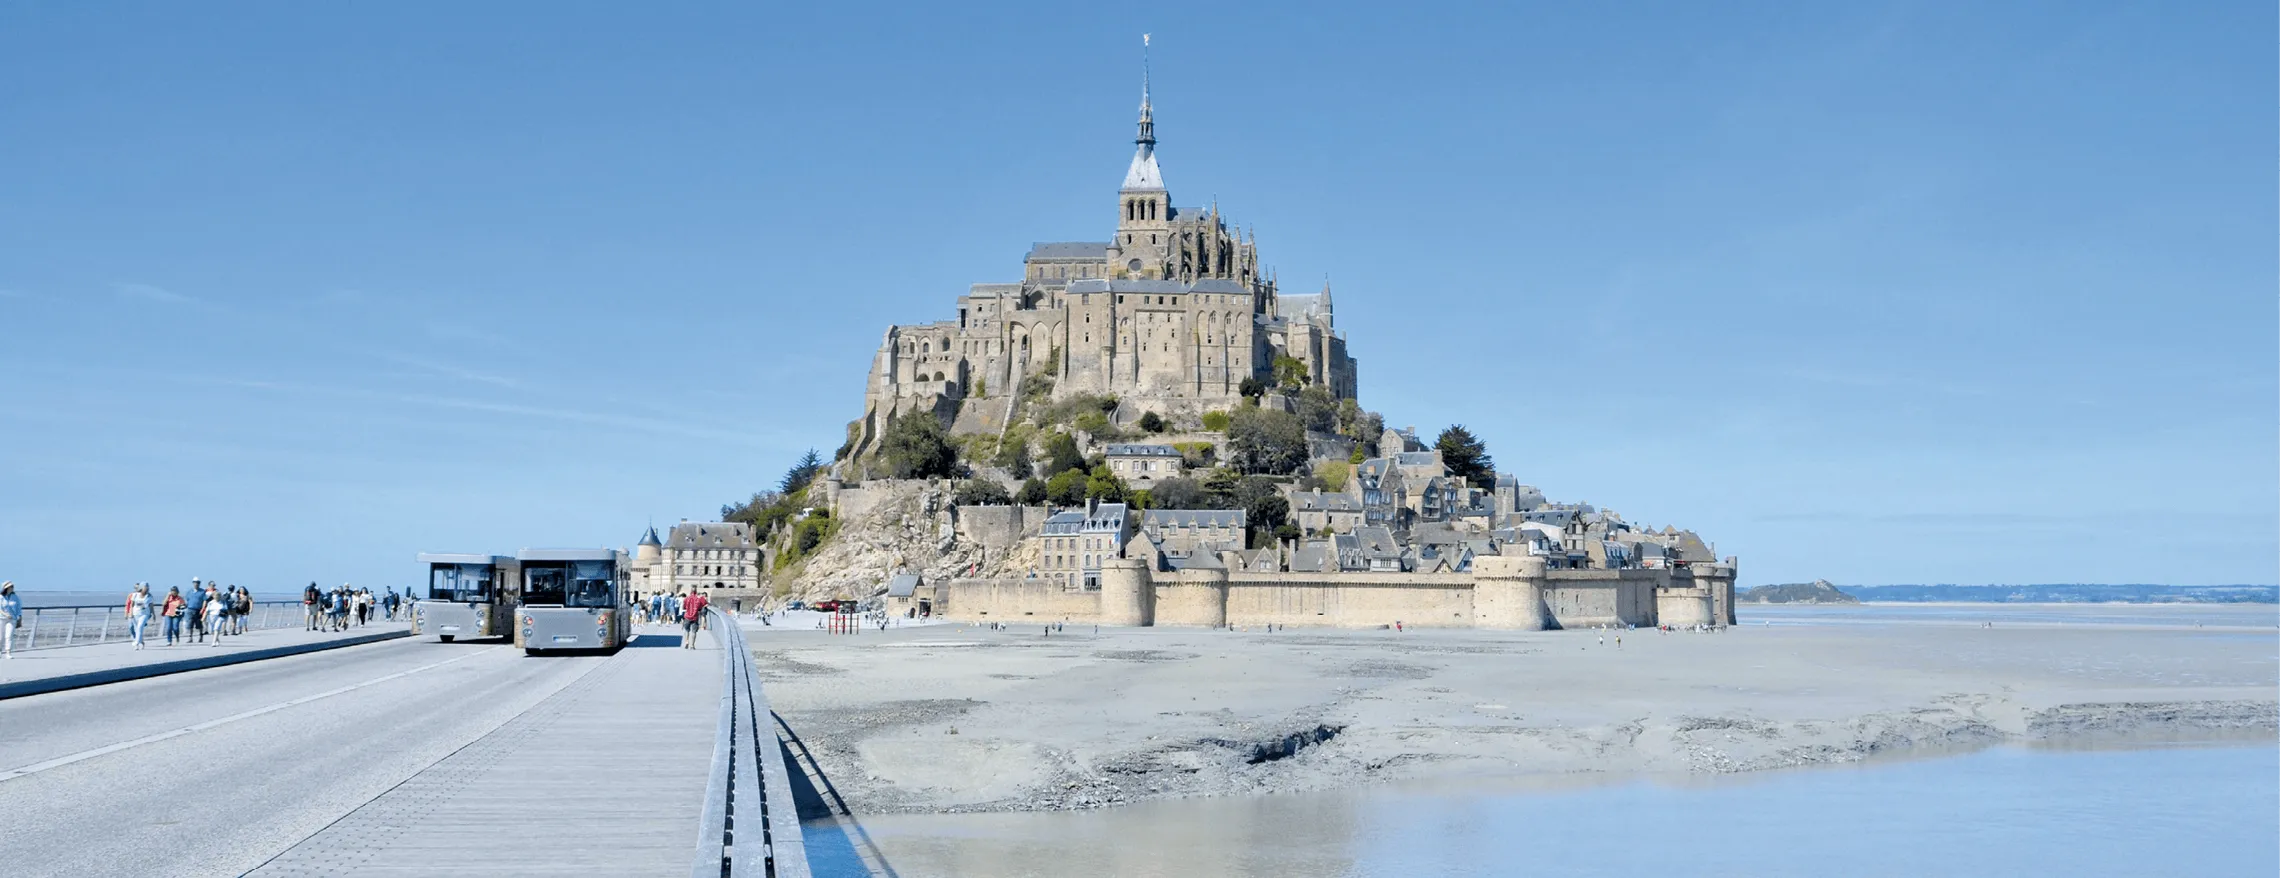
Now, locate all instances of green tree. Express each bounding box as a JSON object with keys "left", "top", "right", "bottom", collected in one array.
[
  {"left": 877, "top": 412, "right": 961, "bottom": 479},
  {"left": 1272, "top": 355, "right": 1309, "bottom": 390},
  {"left": 952, "top": 479, "right": 1012, "bottom": 506},
  {"left": 1436, "top": 425, "right": 1495, "bottom": 487},
  {"left": 779, "top": 449, "right": 825, "bottom": 494},
  {"left": 1137, "top": 411, "right": 1167, "bottom": 433},
  {"left": 1128, "top": 488, "right": 1153, "bottom": 510},
  {"left": 1149, "top": 477, "right": 1205, "bottom": 509},
  {"left": 1237, "top": 376, "right": 1266, "bottom": 399},
  {"left": 1247, "top": 494, "right": 1290, "bottom": 545},
  {"left": 1016, "top": 477, "right": 1048, "bottom": 505},
  {"left": 1085, "top": 466, "right": 1130, "bottom": 503},
  {"left": 1043, "top": 431, "right": 1085, "bottom": 476},
  {"left": 1315, "top": 459, "right": 1352, "bottom": 492},
  {"left": 1045, "top": 469, "right": 1088, "bottom": 506},
  {"left": 1349, "top": 444, "right": 1368, "bottom": 464},
  {"left": 1200, "top": 410, "right": 1231, "bottom": 432},
  {"left": 1297, "top": 385, "right": 1338, "bottom": 433},
  {"left": 1200, "top": 467, "right": 1247, "bottom": 509},
  {"left": 1227, "top": 406, "right": 1309, "bottom": 475}
]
